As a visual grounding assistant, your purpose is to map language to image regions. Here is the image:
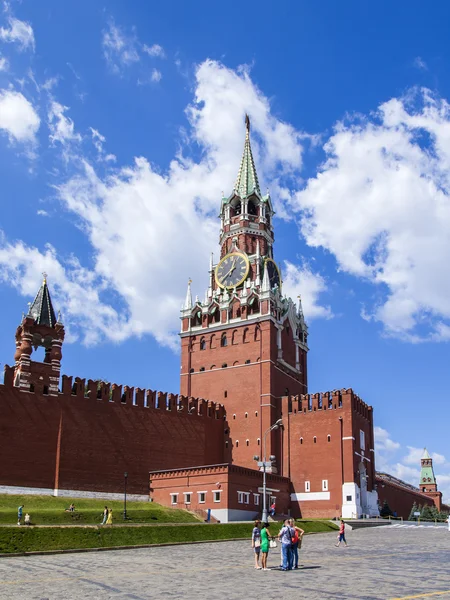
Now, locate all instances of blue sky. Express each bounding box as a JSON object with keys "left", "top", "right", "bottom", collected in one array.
[{"left": 0, "top": 0, "right": 449, "bottom": 502}]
